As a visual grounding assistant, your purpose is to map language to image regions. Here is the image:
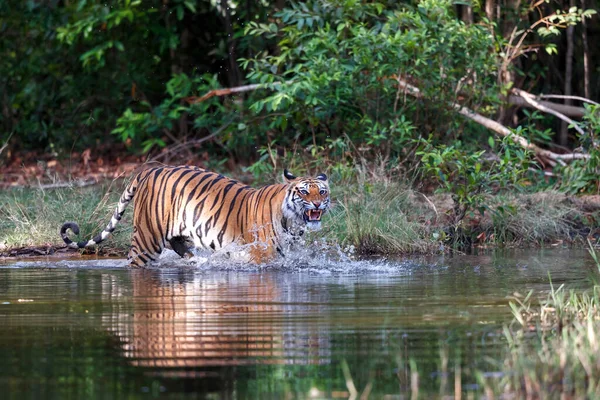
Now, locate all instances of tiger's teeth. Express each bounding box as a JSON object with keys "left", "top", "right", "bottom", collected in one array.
[{"left": 305, "top": 210, "right": 322, "bottom": 221}]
